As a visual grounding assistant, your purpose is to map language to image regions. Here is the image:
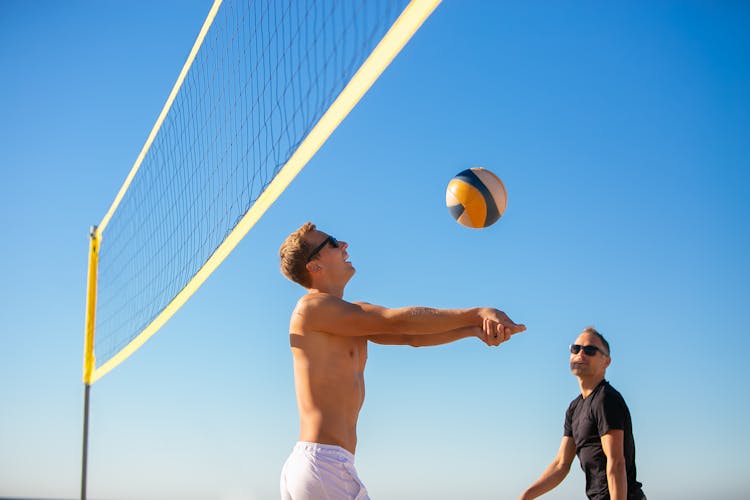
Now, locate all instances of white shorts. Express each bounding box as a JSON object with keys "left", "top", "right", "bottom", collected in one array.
[{"left": 280, "top": 441, "right": 370, "bottom": 500}]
